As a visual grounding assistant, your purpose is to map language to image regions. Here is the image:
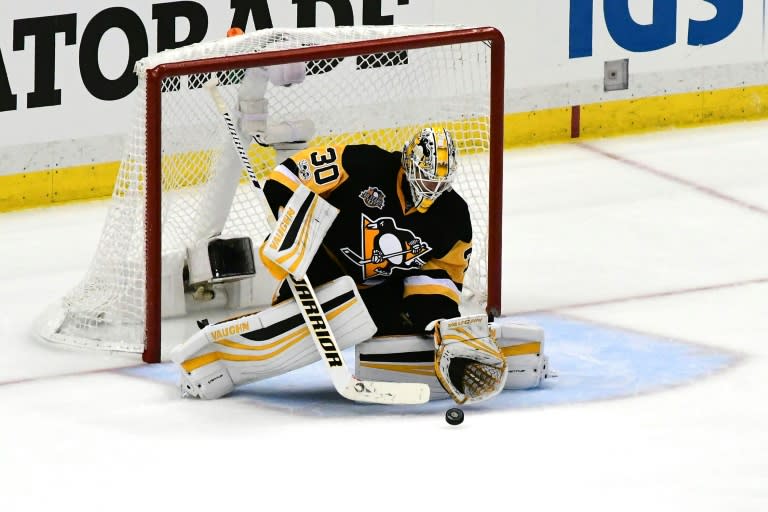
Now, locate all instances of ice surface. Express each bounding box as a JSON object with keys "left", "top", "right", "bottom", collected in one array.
[{"left": 1, "top": 122, "right": 767, "bottom": 511}]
